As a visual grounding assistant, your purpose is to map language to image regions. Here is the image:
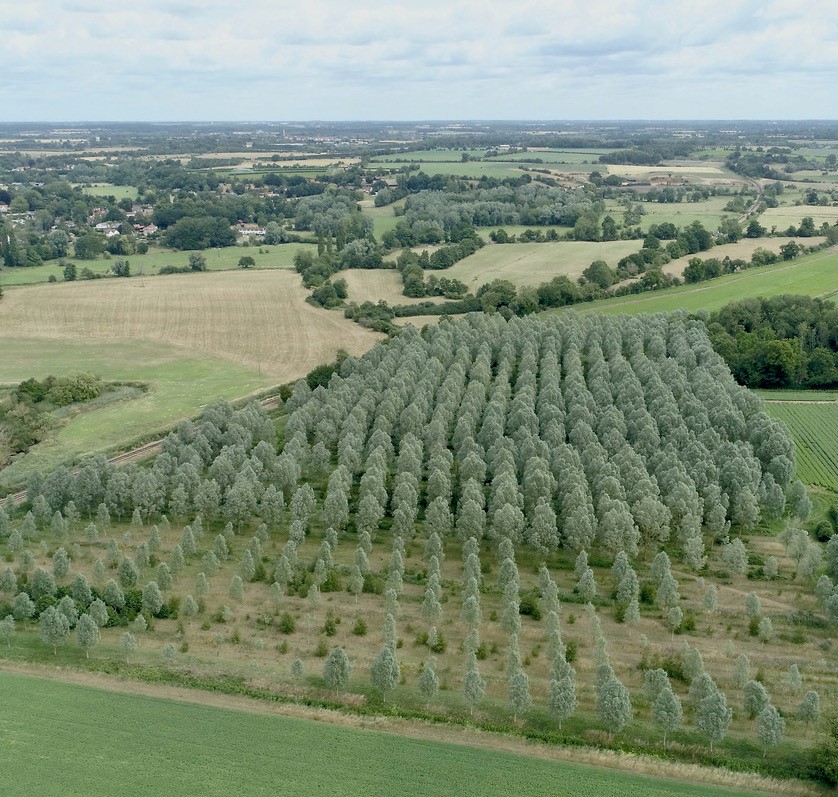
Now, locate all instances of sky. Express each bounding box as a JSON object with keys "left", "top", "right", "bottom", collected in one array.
[{"left": 1, "top": 0, "right": 836, "bottom": 121}]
